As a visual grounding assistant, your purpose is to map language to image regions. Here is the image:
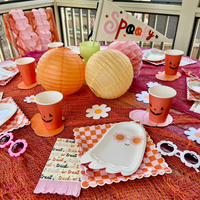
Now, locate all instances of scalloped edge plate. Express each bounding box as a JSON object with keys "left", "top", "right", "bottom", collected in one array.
[
  {"left": 0, "top": 67, "right": 14, "bottom": 81},
  {"left": 68, "top": 46, "right": 80, "bottom": 54},
  {"left": 0, "top": 103, "right": 17, "bottom": 126},
  {"left": 188, "top": 81, "right": 200, "bottom": 94},
  {"left": 80, "top": 121, "right": 147, "bottom": 176},
  {"left": 143, "top": 49, "right": 165, "bottom": 61}
]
